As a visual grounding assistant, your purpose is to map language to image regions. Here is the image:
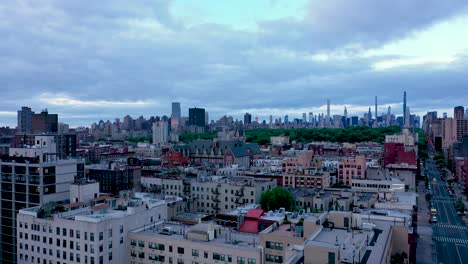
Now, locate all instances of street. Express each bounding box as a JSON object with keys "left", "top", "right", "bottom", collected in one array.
[{"left": 426, "top": 158, "right": 468, "bottom": 264}]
